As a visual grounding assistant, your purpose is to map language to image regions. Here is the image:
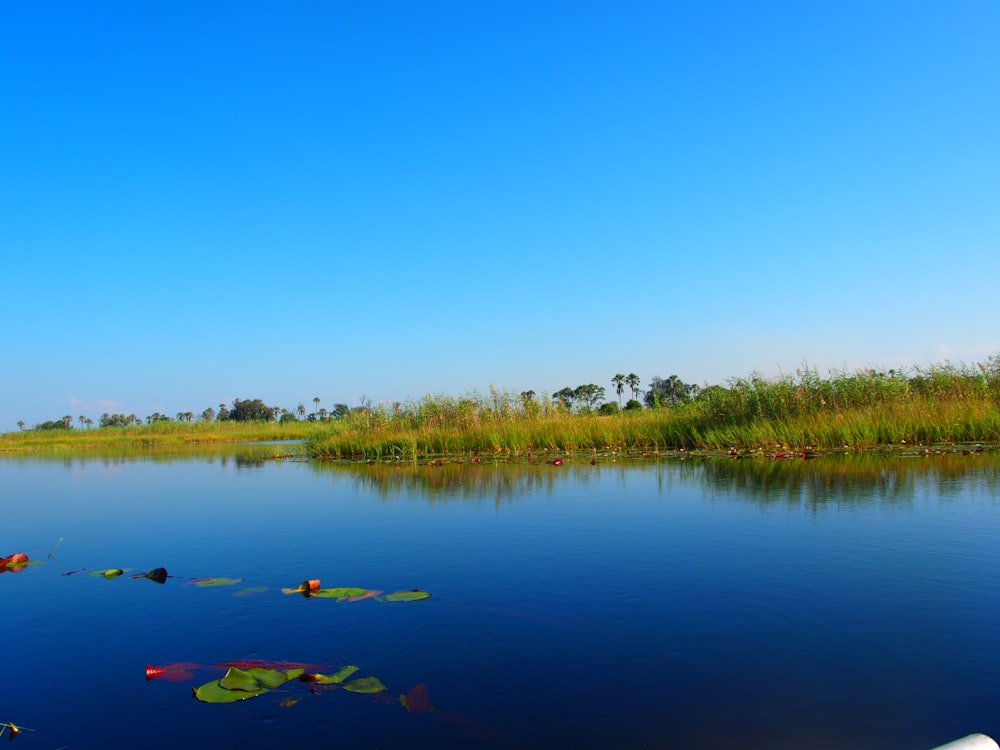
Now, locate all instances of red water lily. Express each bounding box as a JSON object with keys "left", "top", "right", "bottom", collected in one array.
[
  {"left": 144, "top": 663, "right": 201, "bottom": 681},
  {"left": 0, "top": 553, "right": 29, "bottom": 573}
]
